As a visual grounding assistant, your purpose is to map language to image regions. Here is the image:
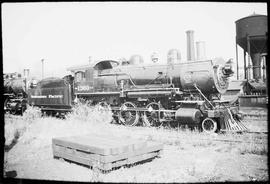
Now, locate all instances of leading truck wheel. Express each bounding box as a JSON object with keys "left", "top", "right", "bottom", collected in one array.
[
  {"left": 119, "top": 102, "right": 139, "bottom": 126},
  {"left": 202, "top": 118, "right": 218, "bottom": 133}
]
